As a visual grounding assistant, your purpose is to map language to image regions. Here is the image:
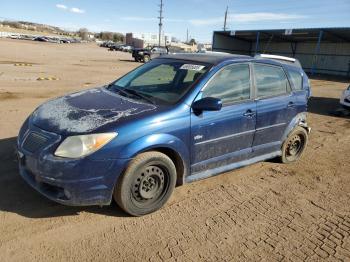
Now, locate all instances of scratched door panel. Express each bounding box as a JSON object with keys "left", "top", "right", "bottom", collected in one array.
[
  {"left": 253, "top": 94, "right": 296, "bottom": 155},
  {"left": 190, "top": 101, "right": 256, "bottom": 173}
]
